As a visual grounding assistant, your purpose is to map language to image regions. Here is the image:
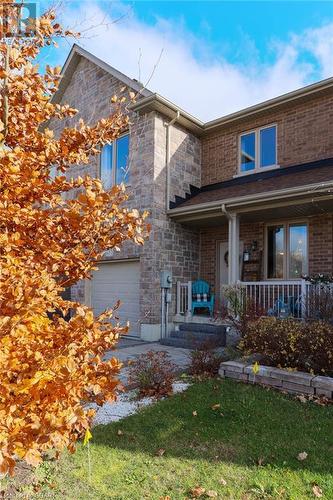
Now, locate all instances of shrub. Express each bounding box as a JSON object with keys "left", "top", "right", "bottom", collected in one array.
[
  {"left": 301, "top": 321, "right": 333, "bottom": 373},
  {"left": 303, "top": 273, "right": 333, "bottom": 322},
  {"left": 303, "top": 273, "right": 333, "bottom": 284},
  {"left": 127, "top": 351, "right": 176, "bottom": 398},
  {"left": 223, "top": 284, "right": 265, "bottom": 337},
  {"left": 241, "top": 317, "right": 333, "bottom": 374},
  {"left": 306, "top": 286, "right": 333, "bottom": 322},
  {"left": 188, "top": 340, "right": 225, "bottom": 377},
  {"left": 241, "top": 317, "right": 302, "bottom": 367}
]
